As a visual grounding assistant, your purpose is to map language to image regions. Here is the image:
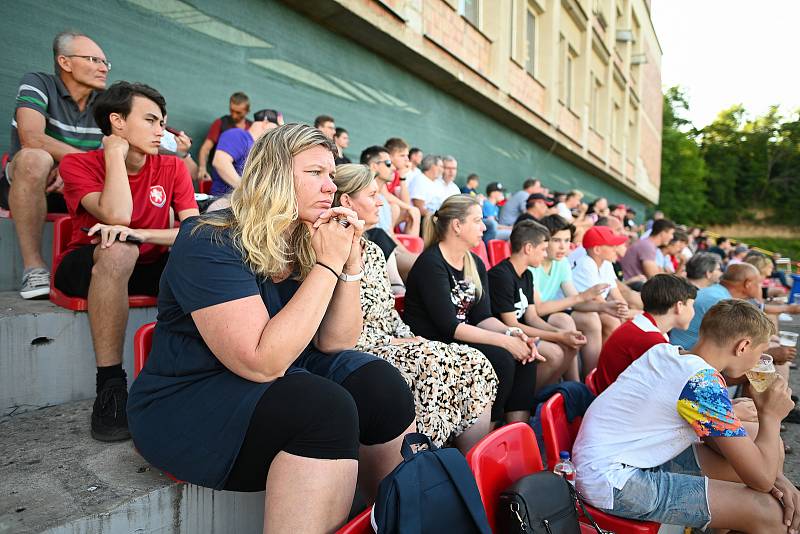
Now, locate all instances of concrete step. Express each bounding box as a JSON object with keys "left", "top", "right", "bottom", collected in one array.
[
  {"left": 0, "top": 292, "right": 156, "bottom": 417},
  {"left": 0, "top": 399, "right": 265, "bottom": 534},
  {"left": 0, "top": 218, "right": 55, "bottom": 293}
]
